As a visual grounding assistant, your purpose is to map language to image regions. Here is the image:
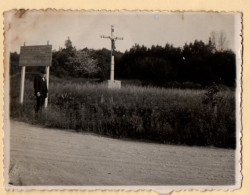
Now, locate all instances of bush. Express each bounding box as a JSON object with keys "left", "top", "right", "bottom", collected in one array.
[{"left": 10, "top": 75, "right": 236, "bottom": 148}]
